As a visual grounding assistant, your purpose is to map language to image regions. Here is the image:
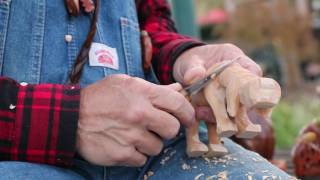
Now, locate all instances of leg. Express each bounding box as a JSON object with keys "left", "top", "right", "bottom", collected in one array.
[
  {"left": 204, "top": 81, "right": 237, "bottom": 137},
  {"left": 235, "top": 106, "right": 261, "bottom": 139},
  {"left": 141, "top": 131, "right": 292, "bottom": 180},
  {"left": 186, "top": 120, "right": 208, "bottom": 157},
  {"left": 0, "top": 161, "right": 91, "bottom": 180},
  {"left": 206, "top": 122, "right": 228, "bottom": 157}
]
